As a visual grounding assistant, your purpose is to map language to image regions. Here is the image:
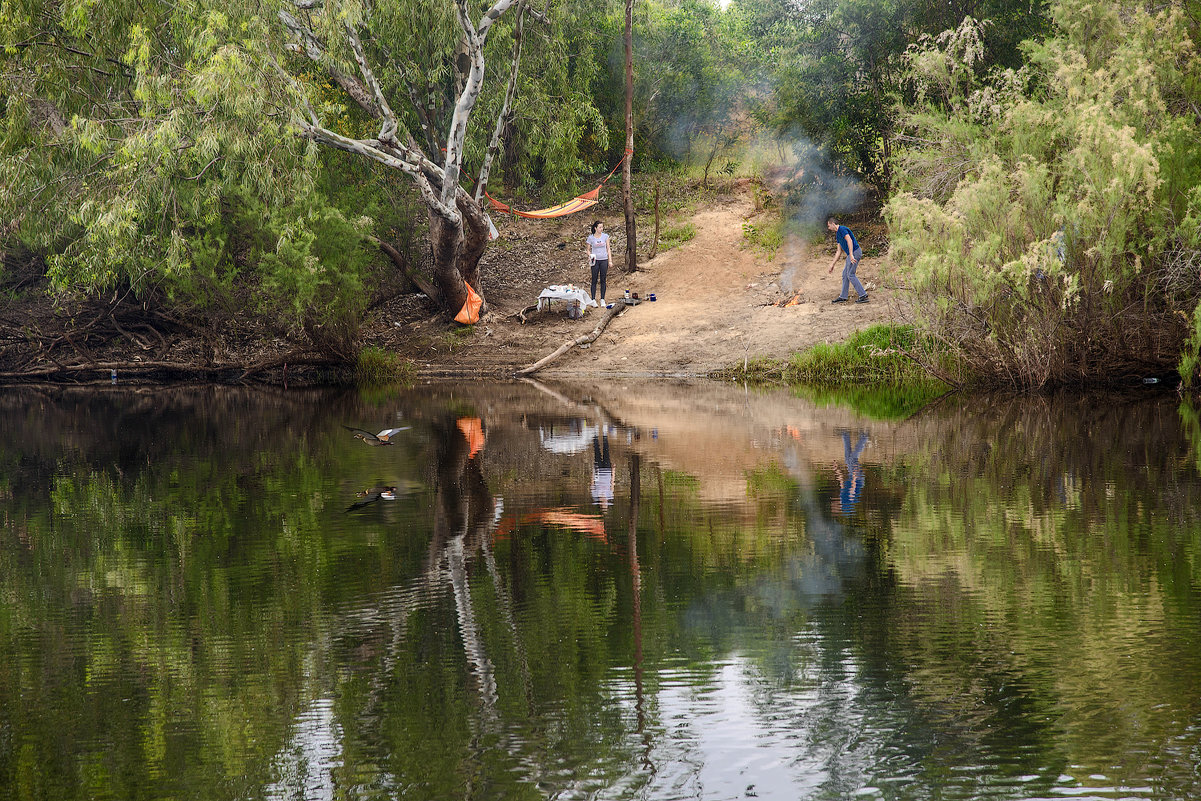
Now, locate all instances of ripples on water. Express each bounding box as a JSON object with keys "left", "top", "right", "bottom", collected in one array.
[{"left": 1, "top": 384, "right": 1199, "bottom": 800}]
